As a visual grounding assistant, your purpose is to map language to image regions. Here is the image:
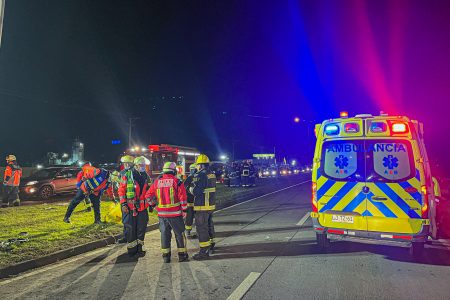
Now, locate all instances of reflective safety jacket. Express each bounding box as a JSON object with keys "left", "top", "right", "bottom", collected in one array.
[
  {"left": 118, "top": 169, "right": 151, "bottom": 216},
  {"left": 145, "top": 174, "right": 187, "bottom": 218},
  {"left": 3, "top": 162, "right": 22, "bottom": 186},
  {"left": 190, "top": 168, "right": 216, "bottom": 211},
  {"left": 80, "top": 169, "right": 110, "bottom": 196}
]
